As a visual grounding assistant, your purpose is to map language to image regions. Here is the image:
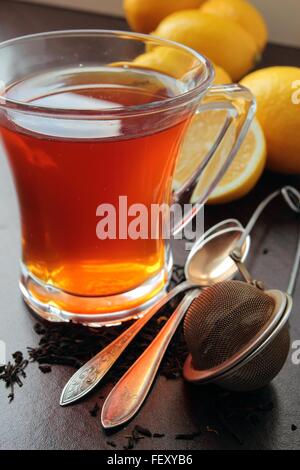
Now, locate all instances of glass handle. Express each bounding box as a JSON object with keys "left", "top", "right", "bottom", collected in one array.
[{"left": 172, "top": 84, "right": 256, "bottom": 236}]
